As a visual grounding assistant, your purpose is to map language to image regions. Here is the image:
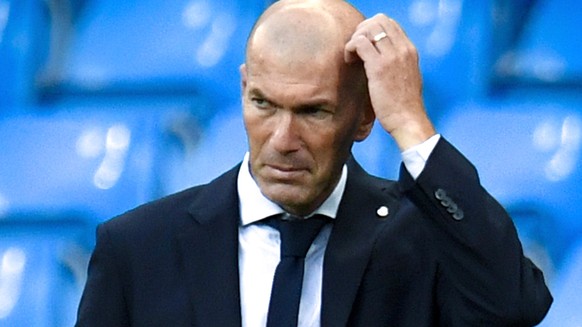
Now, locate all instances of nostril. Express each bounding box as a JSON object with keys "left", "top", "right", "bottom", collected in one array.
[{"left": 270, "top": 123, "right": 302, "bottom": 153}]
